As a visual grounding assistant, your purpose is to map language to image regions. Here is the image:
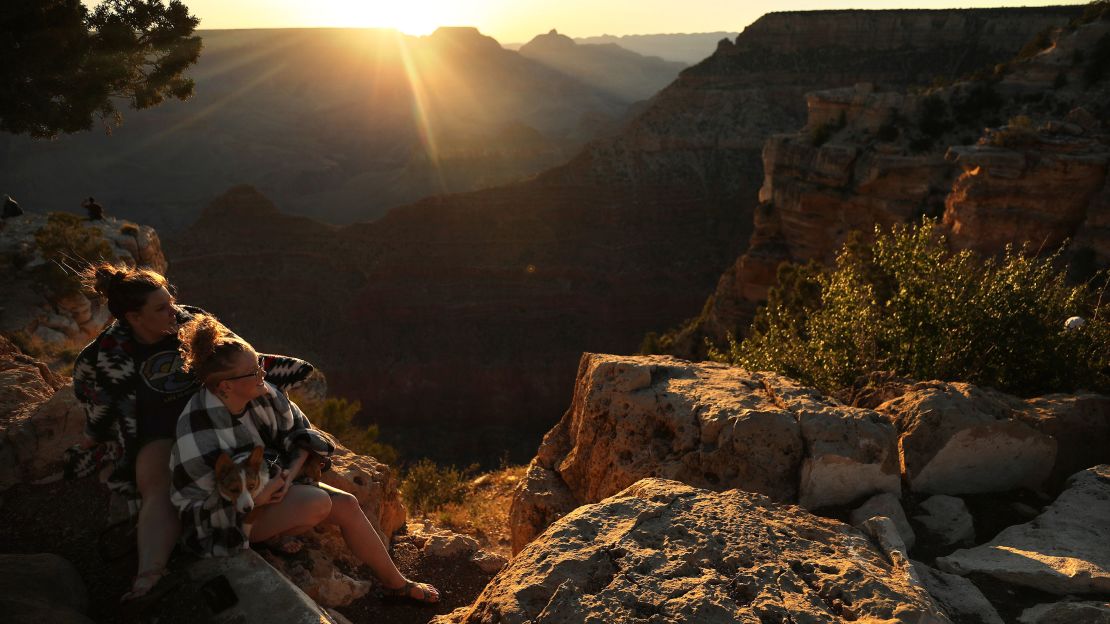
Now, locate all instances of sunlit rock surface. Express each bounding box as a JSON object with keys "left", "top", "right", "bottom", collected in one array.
[
  {"left": 442, "top": 478, "right": 947, "bottom": 624},
  {"left": 937, "top": 465, "right": 1110, "bottom": 595}
]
